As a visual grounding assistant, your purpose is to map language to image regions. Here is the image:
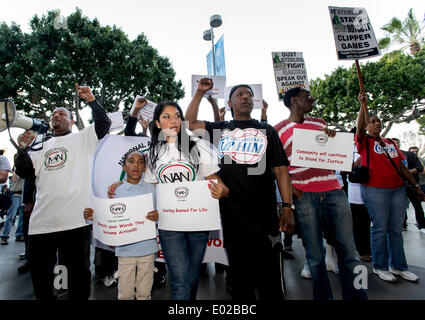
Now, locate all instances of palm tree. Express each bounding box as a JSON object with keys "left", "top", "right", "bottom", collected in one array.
[{"left": 378, "top": 8, "right": 424, "bottom": 56}]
